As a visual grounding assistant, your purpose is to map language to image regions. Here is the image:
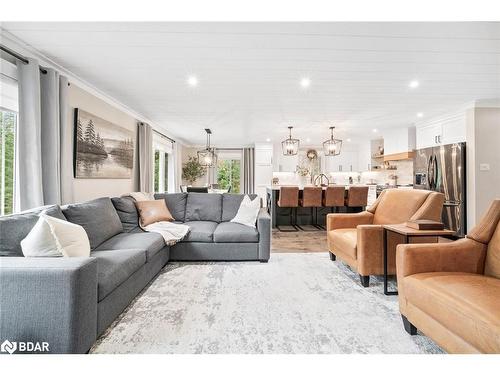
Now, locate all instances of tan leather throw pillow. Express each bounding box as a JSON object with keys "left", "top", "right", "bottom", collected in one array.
[{"left": 135, "top": 199, "right": 174, "bottom": 226}]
